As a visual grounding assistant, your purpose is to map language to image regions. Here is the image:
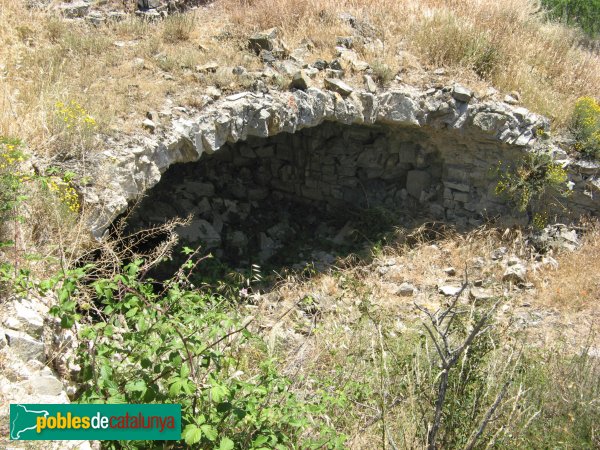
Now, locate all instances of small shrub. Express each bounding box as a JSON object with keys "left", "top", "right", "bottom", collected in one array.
[
  {"left": 16, "top": 25, "right": 34, "bottom": 43},
  {"left": 0, "top": 137, "right": 27, "bottom": 227},
  {"left": 494, "top": 152, "right": 571, "bottom": 223},
  {"left": 465, "top": 34, "right": 501, "bottom": 78},
  {"left": 511, "top": 346, "right": 600, "bottom": 448},
  {"left": 370, "top": 59, "right": 394, "bottom": 86},
  {"left": 45, "top": 17, "right": 66, "bottom": 43},
  {"left": 542, "top": 0, "right": 600, "bottom": 36},
  {"left": 162, "top": 13, "right": 195, "bottom": 43},
  {"left": 572, "top": 96, "right": 600, "bottom": 159}
]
